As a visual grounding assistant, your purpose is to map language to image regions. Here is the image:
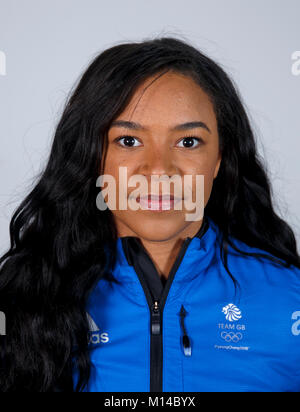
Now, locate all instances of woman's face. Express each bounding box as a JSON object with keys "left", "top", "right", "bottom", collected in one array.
[{"left": 102, "top": 71, "right": 221, "bottom": 241}]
